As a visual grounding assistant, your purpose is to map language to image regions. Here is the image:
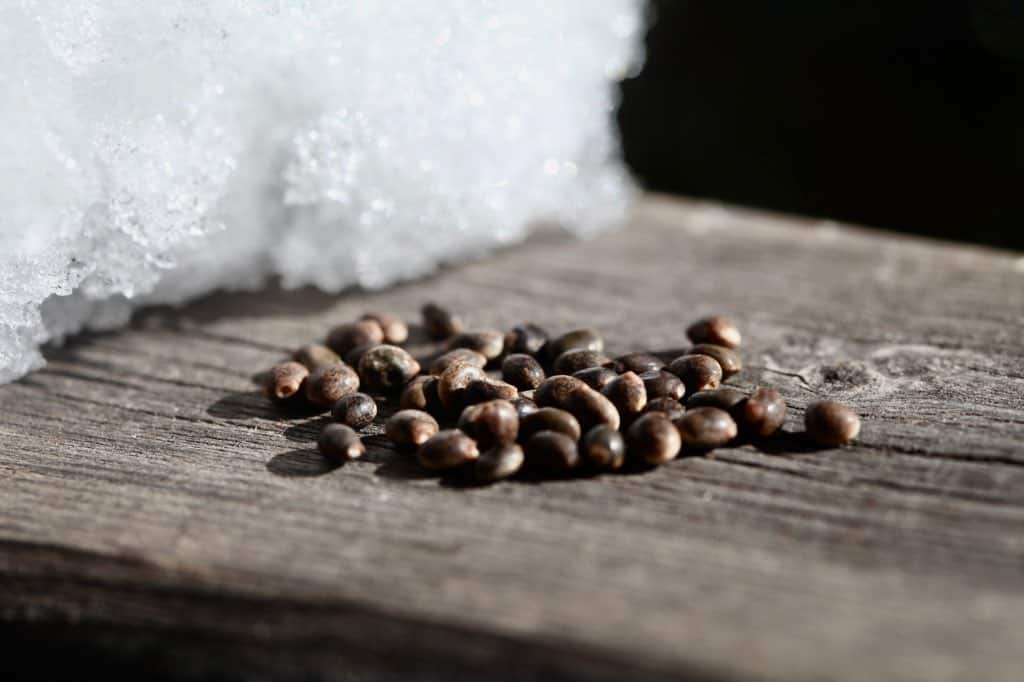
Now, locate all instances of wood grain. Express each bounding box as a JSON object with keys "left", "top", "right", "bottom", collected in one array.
[{"left": 2, "top": 195, "right": 1023, "bottom": 682}]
